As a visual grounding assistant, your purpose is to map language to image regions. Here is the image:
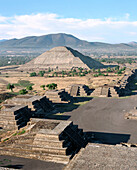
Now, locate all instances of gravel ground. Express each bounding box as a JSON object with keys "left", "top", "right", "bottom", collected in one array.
[
  {"left": 66, "top": 96, "right": 137, "bottom": 144},
  {"left": 65, "top": 143, "right": 137, "bottom": 170}
]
